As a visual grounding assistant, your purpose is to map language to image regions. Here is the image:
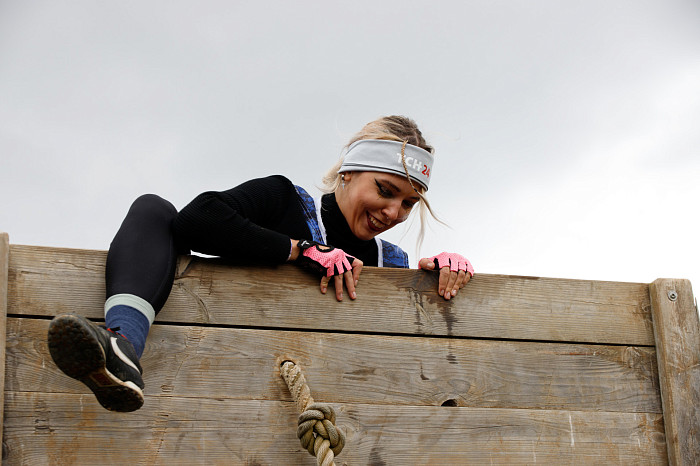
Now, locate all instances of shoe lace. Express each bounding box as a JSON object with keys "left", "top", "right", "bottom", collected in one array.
[{"left": 105, "top": 326, "right": 129, "bottom": 341}]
